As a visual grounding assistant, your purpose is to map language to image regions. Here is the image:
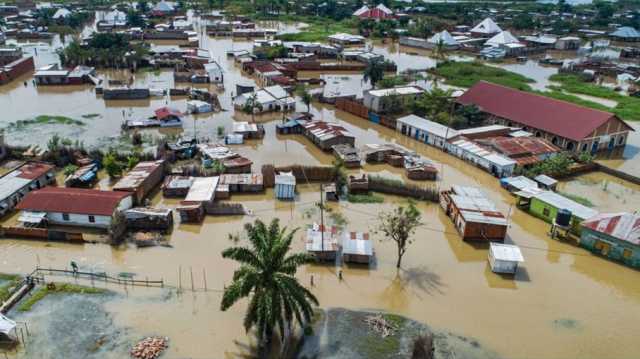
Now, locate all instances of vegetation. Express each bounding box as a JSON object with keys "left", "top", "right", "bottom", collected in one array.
[
  {"left": 18, "top": 283, "right": 106, "bottom": 312},
  {"left": 221, "top": 219, "right": 318, "bottom": 351},
  {"left": 103, "top": 152, "right": 124, "bottom": 178},
  {"left": 549, "top": 74, "right": 640, "bottom": 121},
  {"left": 63, "top": 164, "right": 78, "bottom": 176},
  {"left": 376, "top": 201, "right": 422, "bottom": 269},
  {"left": 558, "top": 191, "right": 595, "bottom": 208},
  {"left": 411, "top": 87, "right": 455, "bottom": 125},
  {"left": 242, "top": 93, "right": 262, "bottom": 122},
  {"left": 276, "top": 17, "right": 356, "bottom": 42},
  {"left": 519, "top": 153, "right": 575, "bottom": 178},
  {"left": 58, "top": 33, "right": 149, "bottom": 68},
  {"left": 347, "top": 193, "right": 384, "bottom": 204},
  {"left": 297, "top": 86, "right": 313, "bottom": 113},
  {"left": 377, "top": 75, "right": 410, "bottom": 89},
  {"left": 364, "top": 58, "right": 391, "bottom": 88},
  {"left": 432, "top": 61, "right": 535, "bottom": 91},
  {"left": 7, "top": 115, "right": 84, "bottom": 130},
  {"left": 0, "top": 274, "right": 22, "bottom": 303},
  {"left": 33, "top": 8, "right": 92, "bottom": 33}
]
